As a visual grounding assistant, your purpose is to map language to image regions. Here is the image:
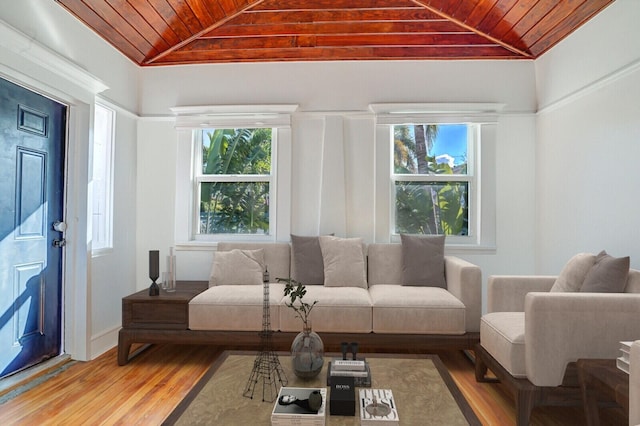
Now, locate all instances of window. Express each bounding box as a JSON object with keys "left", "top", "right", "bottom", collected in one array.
[
  {"left": 195, "top": 128, "right": 274, "bottom": 237},
  {"left": 91, "top": 102, "right": 115, "bottom": 253},
  {"left": 391, "top": 123, "right": 475, "bottom": 237},
  {"left": 371, "top": 103, "right": 499, "bottom": 250}
]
